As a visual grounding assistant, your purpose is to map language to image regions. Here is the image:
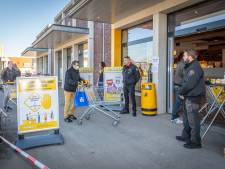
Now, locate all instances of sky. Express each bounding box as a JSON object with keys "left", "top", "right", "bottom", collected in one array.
[{"left": 0, "top": 0, "right": 70, "bottom": 56}]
